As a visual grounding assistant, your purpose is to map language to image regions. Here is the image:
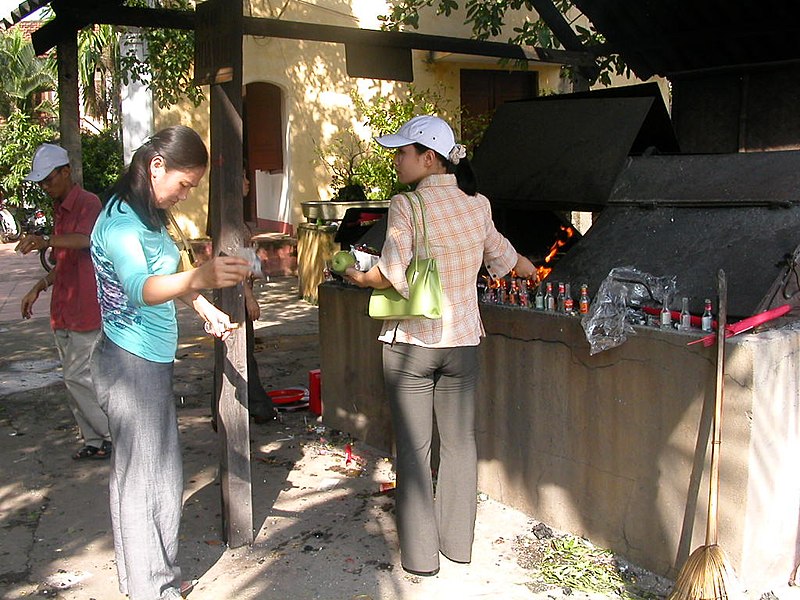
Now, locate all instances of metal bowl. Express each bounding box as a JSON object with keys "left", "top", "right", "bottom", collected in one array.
[{"left": 301, "top": 200, "right": 390, "bottom": 222}]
